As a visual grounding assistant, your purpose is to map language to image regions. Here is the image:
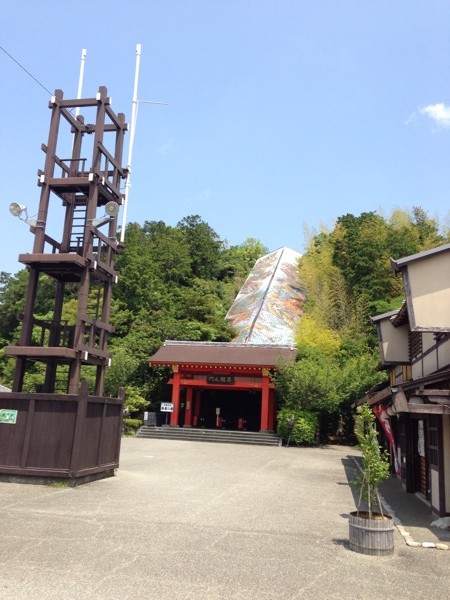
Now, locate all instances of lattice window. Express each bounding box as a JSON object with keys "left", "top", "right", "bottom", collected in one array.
[{"left": 409, "top": 331, "right": 422, "bottom": 361}]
